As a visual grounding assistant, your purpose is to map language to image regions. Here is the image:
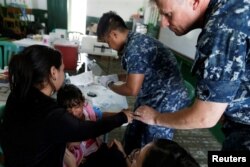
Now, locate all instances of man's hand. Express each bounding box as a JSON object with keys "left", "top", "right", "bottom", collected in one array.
[
  {"left": 98, "top": 74, "right": 118, "bottom": 87},
  {"left": 133, "top": 105, "right": 159, "bottom": 125}
]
